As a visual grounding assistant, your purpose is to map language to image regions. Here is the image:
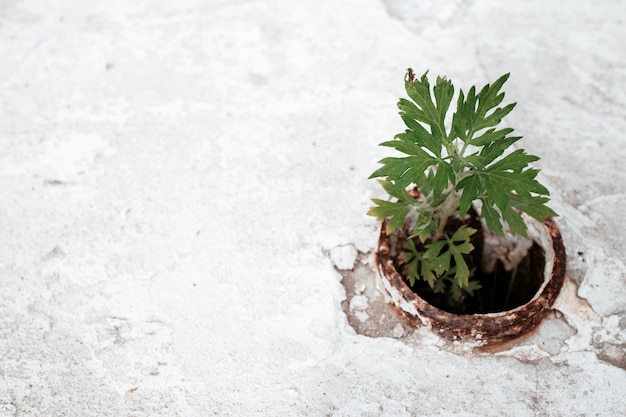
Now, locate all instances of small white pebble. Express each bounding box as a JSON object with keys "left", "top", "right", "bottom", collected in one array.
[
  {"left": 329, "top": 245, "right": 358, "bottom": 270},
  {"left": 355, "top": 311, "right": 369, "bottom": 323},
  {"left": 392, "top": 324, "right": 405, "bottom": 338},
  {"left": 349, "top": 295, "right": 369, "bottom": 312}
]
